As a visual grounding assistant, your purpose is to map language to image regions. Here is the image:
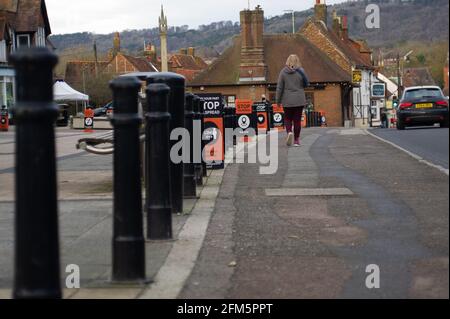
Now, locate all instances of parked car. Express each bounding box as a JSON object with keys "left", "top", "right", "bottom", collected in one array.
[
  {"left": 396, "top": 86, "right": 449, "bottom": 130},
  {"left": 94, "top": 102, "right": 114, "bottom": 117},
  {"left": 56, "top": 104, "right": 70, "bottom": 127}
]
